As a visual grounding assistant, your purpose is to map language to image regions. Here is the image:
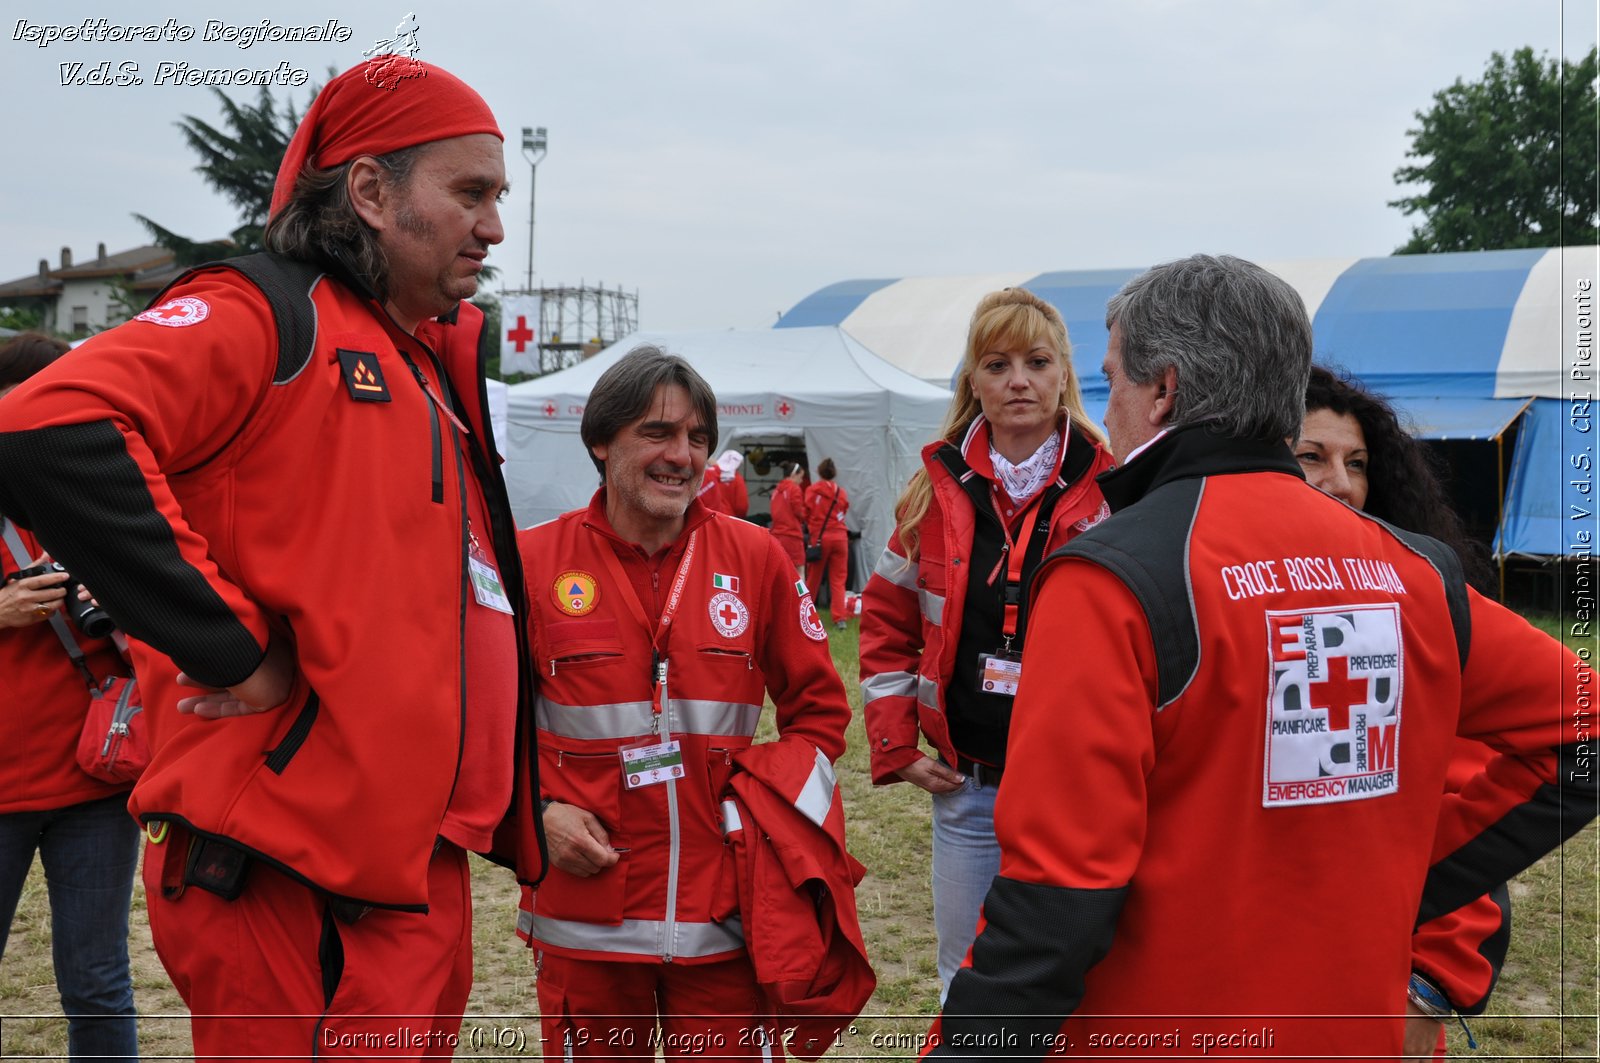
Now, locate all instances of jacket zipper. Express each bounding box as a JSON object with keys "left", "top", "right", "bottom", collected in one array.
[
  {"left": 396, "top": 348, "right": 445, "bottom": 504},
  {"left": 419, "top": 344, "right": 472, "bottom": 814}
]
